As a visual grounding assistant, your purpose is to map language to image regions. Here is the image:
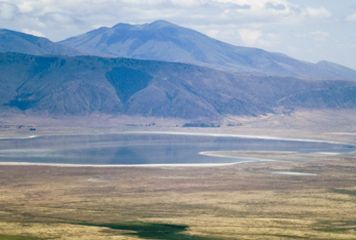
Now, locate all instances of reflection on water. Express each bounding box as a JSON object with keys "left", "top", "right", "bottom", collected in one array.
[{"left": 0, "top": 133, "right": 354, "bottom": 165}]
